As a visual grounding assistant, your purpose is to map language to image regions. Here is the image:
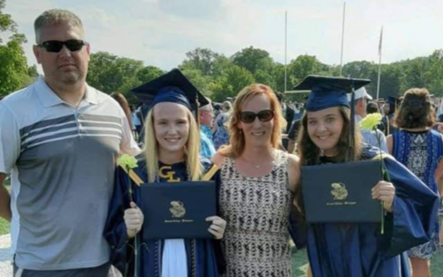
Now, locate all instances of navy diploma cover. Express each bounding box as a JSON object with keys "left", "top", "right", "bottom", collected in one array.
[
  {"left": 140, "top": 181, "right": 216, "bottom": 239},
  {"left": 301, "top": 160, "right": 382, "bottom": 223}
]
